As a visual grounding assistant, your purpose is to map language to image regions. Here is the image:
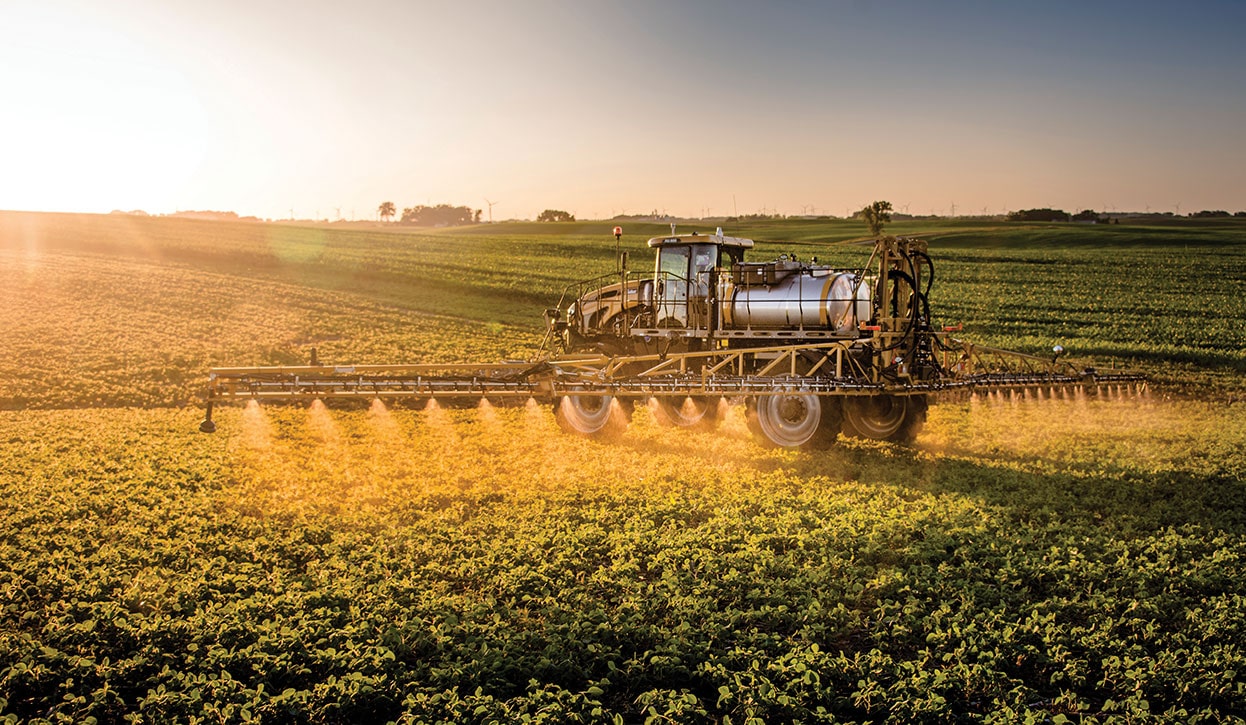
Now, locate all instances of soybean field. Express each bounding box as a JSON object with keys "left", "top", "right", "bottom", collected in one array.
[{"left": 1, "top": 211, "right": 1245, "bottom": 723}]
